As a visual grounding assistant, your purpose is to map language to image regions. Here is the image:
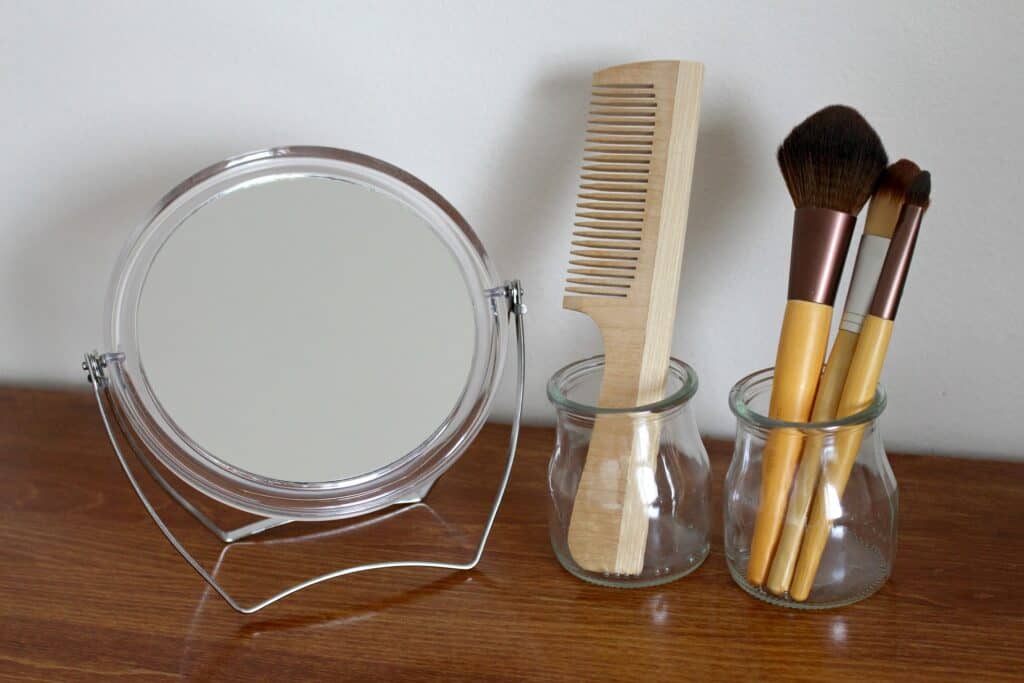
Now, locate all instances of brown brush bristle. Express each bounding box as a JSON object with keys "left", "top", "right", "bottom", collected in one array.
[
  {"left": 777, "top": 105, "right": 888, "bottom": 214},
  {"left": 864, "top": 159, "right": 921, "bottom": 238},
  {"left": 905, "top": 170, "right": 931, "bottom": 209},
  {"left": 875, "top": 159, "right": 921, "bottom": 202}
]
